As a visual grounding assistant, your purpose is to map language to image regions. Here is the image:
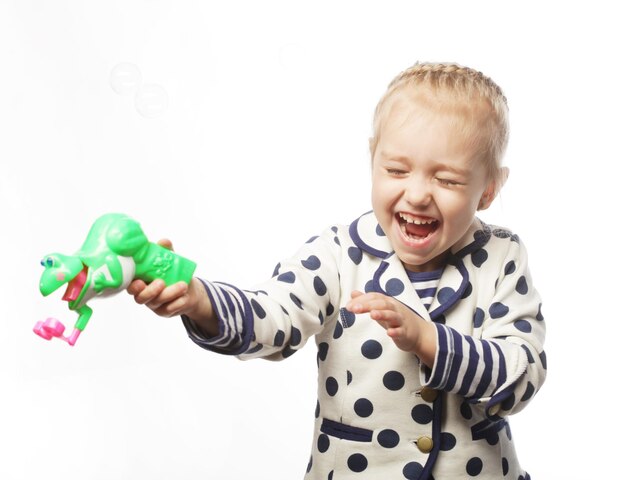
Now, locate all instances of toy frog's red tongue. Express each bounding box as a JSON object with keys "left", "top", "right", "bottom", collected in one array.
[
  {"left": 406, "top": 221, "right": 438, "bottom": 237},
  {"left": 62, "top": 267, "right": 88, "bottom": 302}
]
